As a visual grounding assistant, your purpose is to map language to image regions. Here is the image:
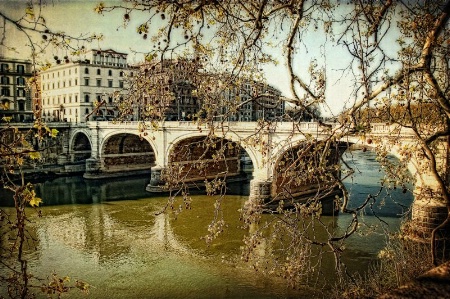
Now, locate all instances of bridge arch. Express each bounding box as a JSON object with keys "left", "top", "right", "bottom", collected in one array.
[
  {"left": 271, "top": 139, "right": 348, "bottom": 203},
  {"left": 70, "top": 129, "right": 92, "bottom": 163},
  {"left": 168, "top": 132, "right": 261, "bottom": 171},
  {"left": 166, "top": 134, "right": 243, "bottom": 184},
  {"left": 345, "top": 135, "right": 423, "bottom": 189},
  {"left": 100, "top": 132, "right": 156, "bottom": 172}
]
